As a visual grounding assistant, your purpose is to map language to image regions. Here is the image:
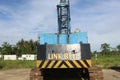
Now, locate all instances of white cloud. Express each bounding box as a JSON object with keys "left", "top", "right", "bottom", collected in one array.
[
  {"left": 0, "top": 0, "right": 59, "bottom": 45},
  {"left": 70, "top": 0, "right": 120, "bottom": 51},
  {"left": 0, "top": 0, "right": 120, "bottom": 51}
]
